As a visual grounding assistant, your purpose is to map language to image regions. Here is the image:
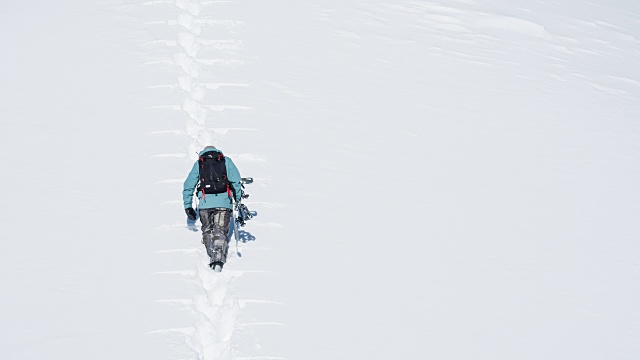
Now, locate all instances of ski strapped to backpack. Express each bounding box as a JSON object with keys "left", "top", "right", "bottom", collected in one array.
[{"left": 197, "top": 150, "right": 233, "bottom": 200}]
